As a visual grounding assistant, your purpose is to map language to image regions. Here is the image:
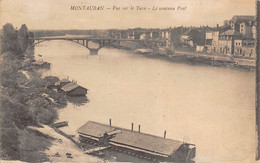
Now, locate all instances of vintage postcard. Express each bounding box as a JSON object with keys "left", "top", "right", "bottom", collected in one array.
[{"left": 0, "top": 0, "right": 259, "bottom": 162}]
